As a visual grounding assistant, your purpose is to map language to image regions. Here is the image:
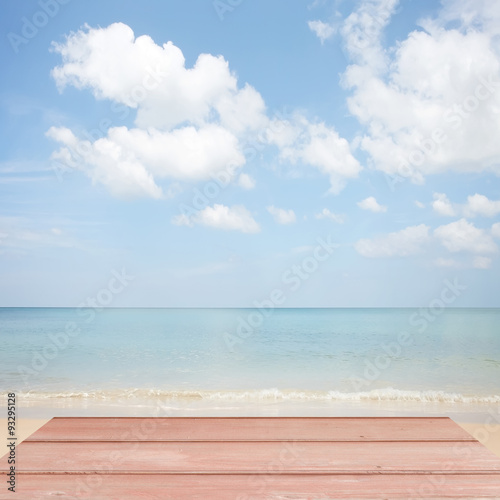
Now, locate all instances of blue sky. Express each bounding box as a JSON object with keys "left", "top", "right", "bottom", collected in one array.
[{"left": 1, "top": 0, "right": 500, "bottom": 307}]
